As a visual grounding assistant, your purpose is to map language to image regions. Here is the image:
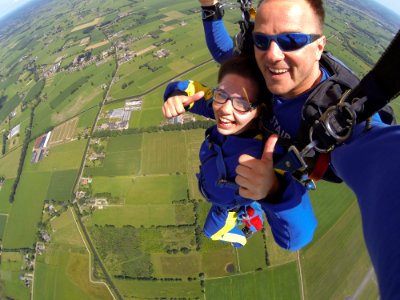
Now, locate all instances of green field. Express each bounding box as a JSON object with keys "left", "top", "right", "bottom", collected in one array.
[
  {"left": 205, "top": 262, "right": 301, "bottom": 300},
  {"left": 33, "top": 209, "right": 113, "bottom": 300},
  {"left": 46, "top": 170, "right": 78, "bottom": 201},
  {"left": 0, "top": 252, "right": 31, "bottom": 300},
  {"left": 0, "top": 148, "right": 21, "bottom": 179},
  {"left": 141, "top": 131, "right": 188, "bottom": 174},
  {"left": 0, "top": 179, "right": 13, "bottom": 214},
  {"left": 84, "top": 134, "right": 142, "bottom": 177},
  {"left": 91, "top": 174, "right": 188, "bottom": 204},
  {"left": 0, "top": 214, "right": 7, "bottom": 239},
  {"left": 2, "top": 171, "right": 52, "bottom": 248}
]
